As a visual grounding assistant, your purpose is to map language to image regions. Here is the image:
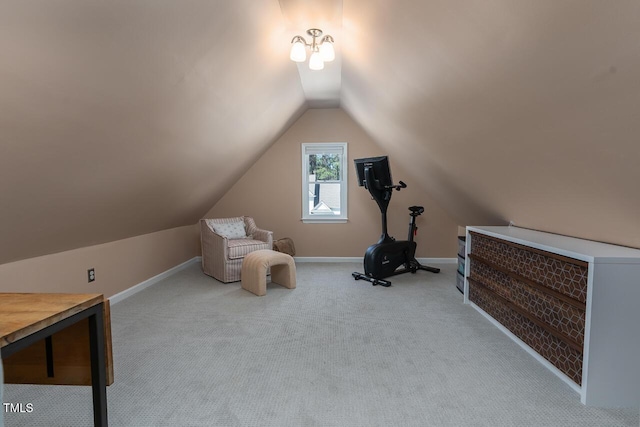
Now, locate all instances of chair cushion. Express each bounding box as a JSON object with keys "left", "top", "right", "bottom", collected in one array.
[
  {"left": 227, "top": 239, "right": 271, "bottom": 260},
  {"left": 211, "top": 220, "right": 247, "bottom": 239}
]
